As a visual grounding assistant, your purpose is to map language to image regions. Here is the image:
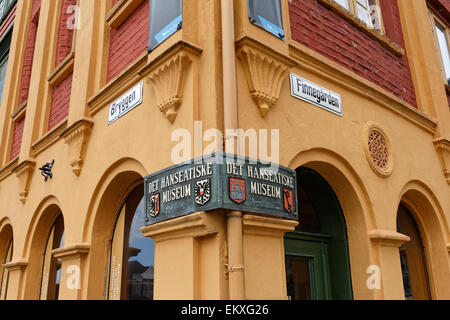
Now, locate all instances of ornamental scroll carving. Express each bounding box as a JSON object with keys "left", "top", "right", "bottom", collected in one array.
[
  {"left": 147, "top": 52, "right": 192, "bottom": 124},
  {"left": 60, "top": 119, "right": 94, "bottom": 176},
  {"left": 237, "top": 41, "right": 296, "bottom": 117},
  {"left": 433, "top": 138, "right": 450, "bottom": 185},
  {"left": 12, "top": 160, "right": 36, "bottom": 203}
]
